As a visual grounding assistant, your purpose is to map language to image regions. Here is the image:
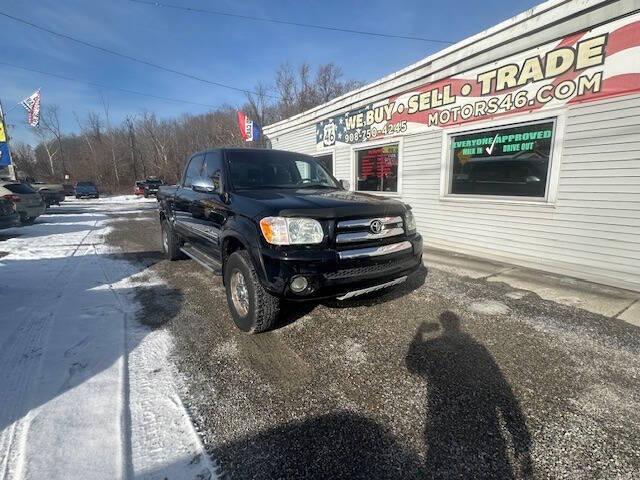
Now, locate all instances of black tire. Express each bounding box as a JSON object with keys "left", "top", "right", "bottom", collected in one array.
[
  {"left": 144, "top": 192, "right": 149, "bottom": 198},
  {"left": 224, "top": 250, "right": 279, "bottom": 333},
  {"left": 161, "top": 219, "right": 184, "bottom": 260},
  {"left": 76, "top": 195, "right": 80, "bottom": 199},
  {"left": 20, "top": 216, "right": 36, "bottom": 225}
]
